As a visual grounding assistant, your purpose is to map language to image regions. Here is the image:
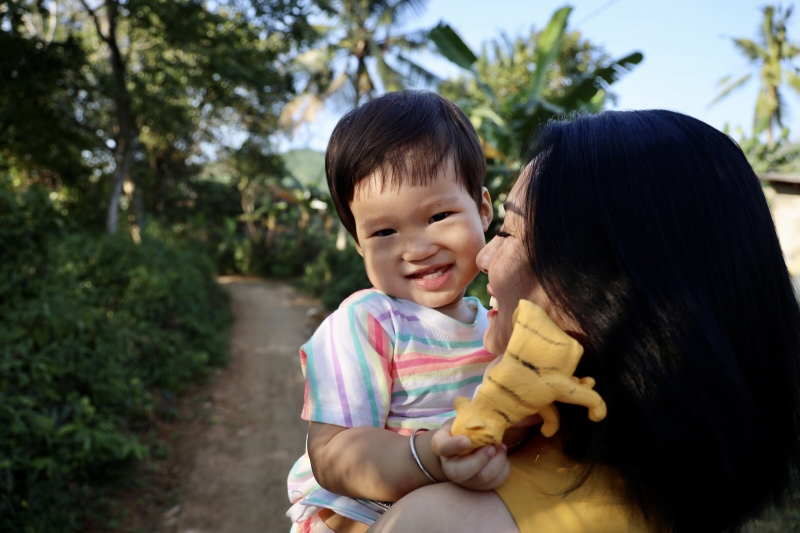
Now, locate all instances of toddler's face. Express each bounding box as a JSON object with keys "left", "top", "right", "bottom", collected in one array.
[{"left": 351, "top": 165, "right": 492, "bottom": 319}]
